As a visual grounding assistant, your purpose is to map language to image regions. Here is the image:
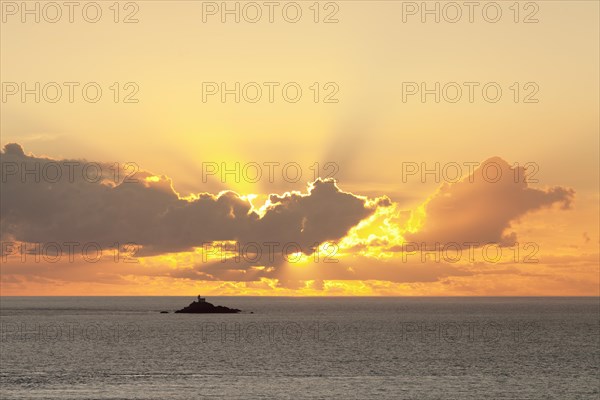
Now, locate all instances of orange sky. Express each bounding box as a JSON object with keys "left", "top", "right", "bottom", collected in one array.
[{"left": 1, "top": 1, "right": 598, "bottom": 296}]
